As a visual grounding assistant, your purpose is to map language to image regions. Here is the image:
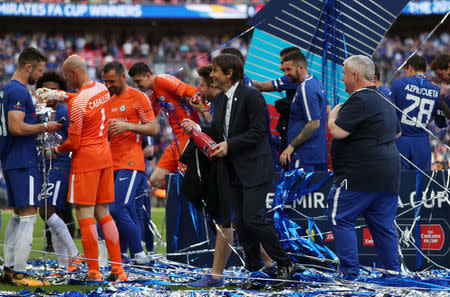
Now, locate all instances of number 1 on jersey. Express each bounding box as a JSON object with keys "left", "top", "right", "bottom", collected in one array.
[{"left": 99, "top": 107, "right": 106, "bottom": 136}]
